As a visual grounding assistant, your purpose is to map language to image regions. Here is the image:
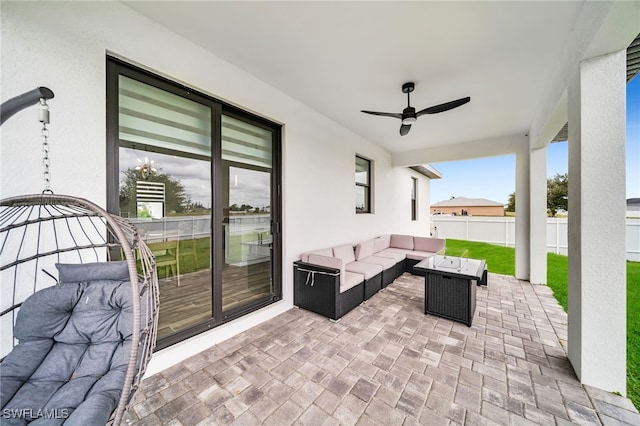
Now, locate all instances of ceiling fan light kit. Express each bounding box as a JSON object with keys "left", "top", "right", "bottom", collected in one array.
[{"left": 361, "top": 82, "right": 470, "bottom": 136}]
